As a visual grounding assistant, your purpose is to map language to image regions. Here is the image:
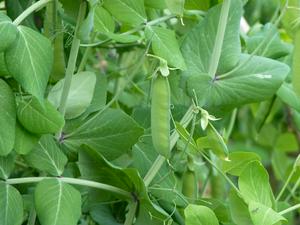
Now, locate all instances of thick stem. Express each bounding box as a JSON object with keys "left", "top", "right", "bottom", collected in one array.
[
  {"left": 58, "top": 1, "right": 86, "bottom": 116},
  {"left": 6, "top": 177, "right": 132, "bottom": 198},
  {"left": 124, "top": 201, "right": 138, "bottom": 225},
  {"left": 143, "top": 105, "right": 195, "bottom": 187},
  {"left": 13, "top": 0, "right": 53, "bottom": 26},
  {"left": 208, "top": 0, "right": 231, "bottom": 78}
]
